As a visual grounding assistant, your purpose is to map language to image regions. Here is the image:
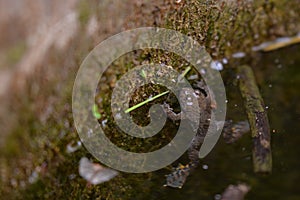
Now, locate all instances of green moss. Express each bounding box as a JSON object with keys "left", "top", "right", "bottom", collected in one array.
[
  {"left": 165, "top": 0, "right": 300, "bottom": 60},
  {"left": 5, "top": 41, "right": 26, "bottom": 65},
  {"left": 78, "top": 0, "right": 93, "bottom": 26}
]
